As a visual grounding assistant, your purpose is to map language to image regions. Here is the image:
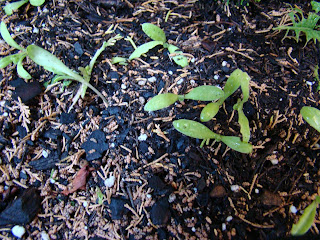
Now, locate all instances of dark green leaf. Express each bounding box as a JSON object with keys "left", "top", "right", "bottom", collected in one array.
[{"left": 312, "top": 1, "right": 320, "bottom": 13}]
